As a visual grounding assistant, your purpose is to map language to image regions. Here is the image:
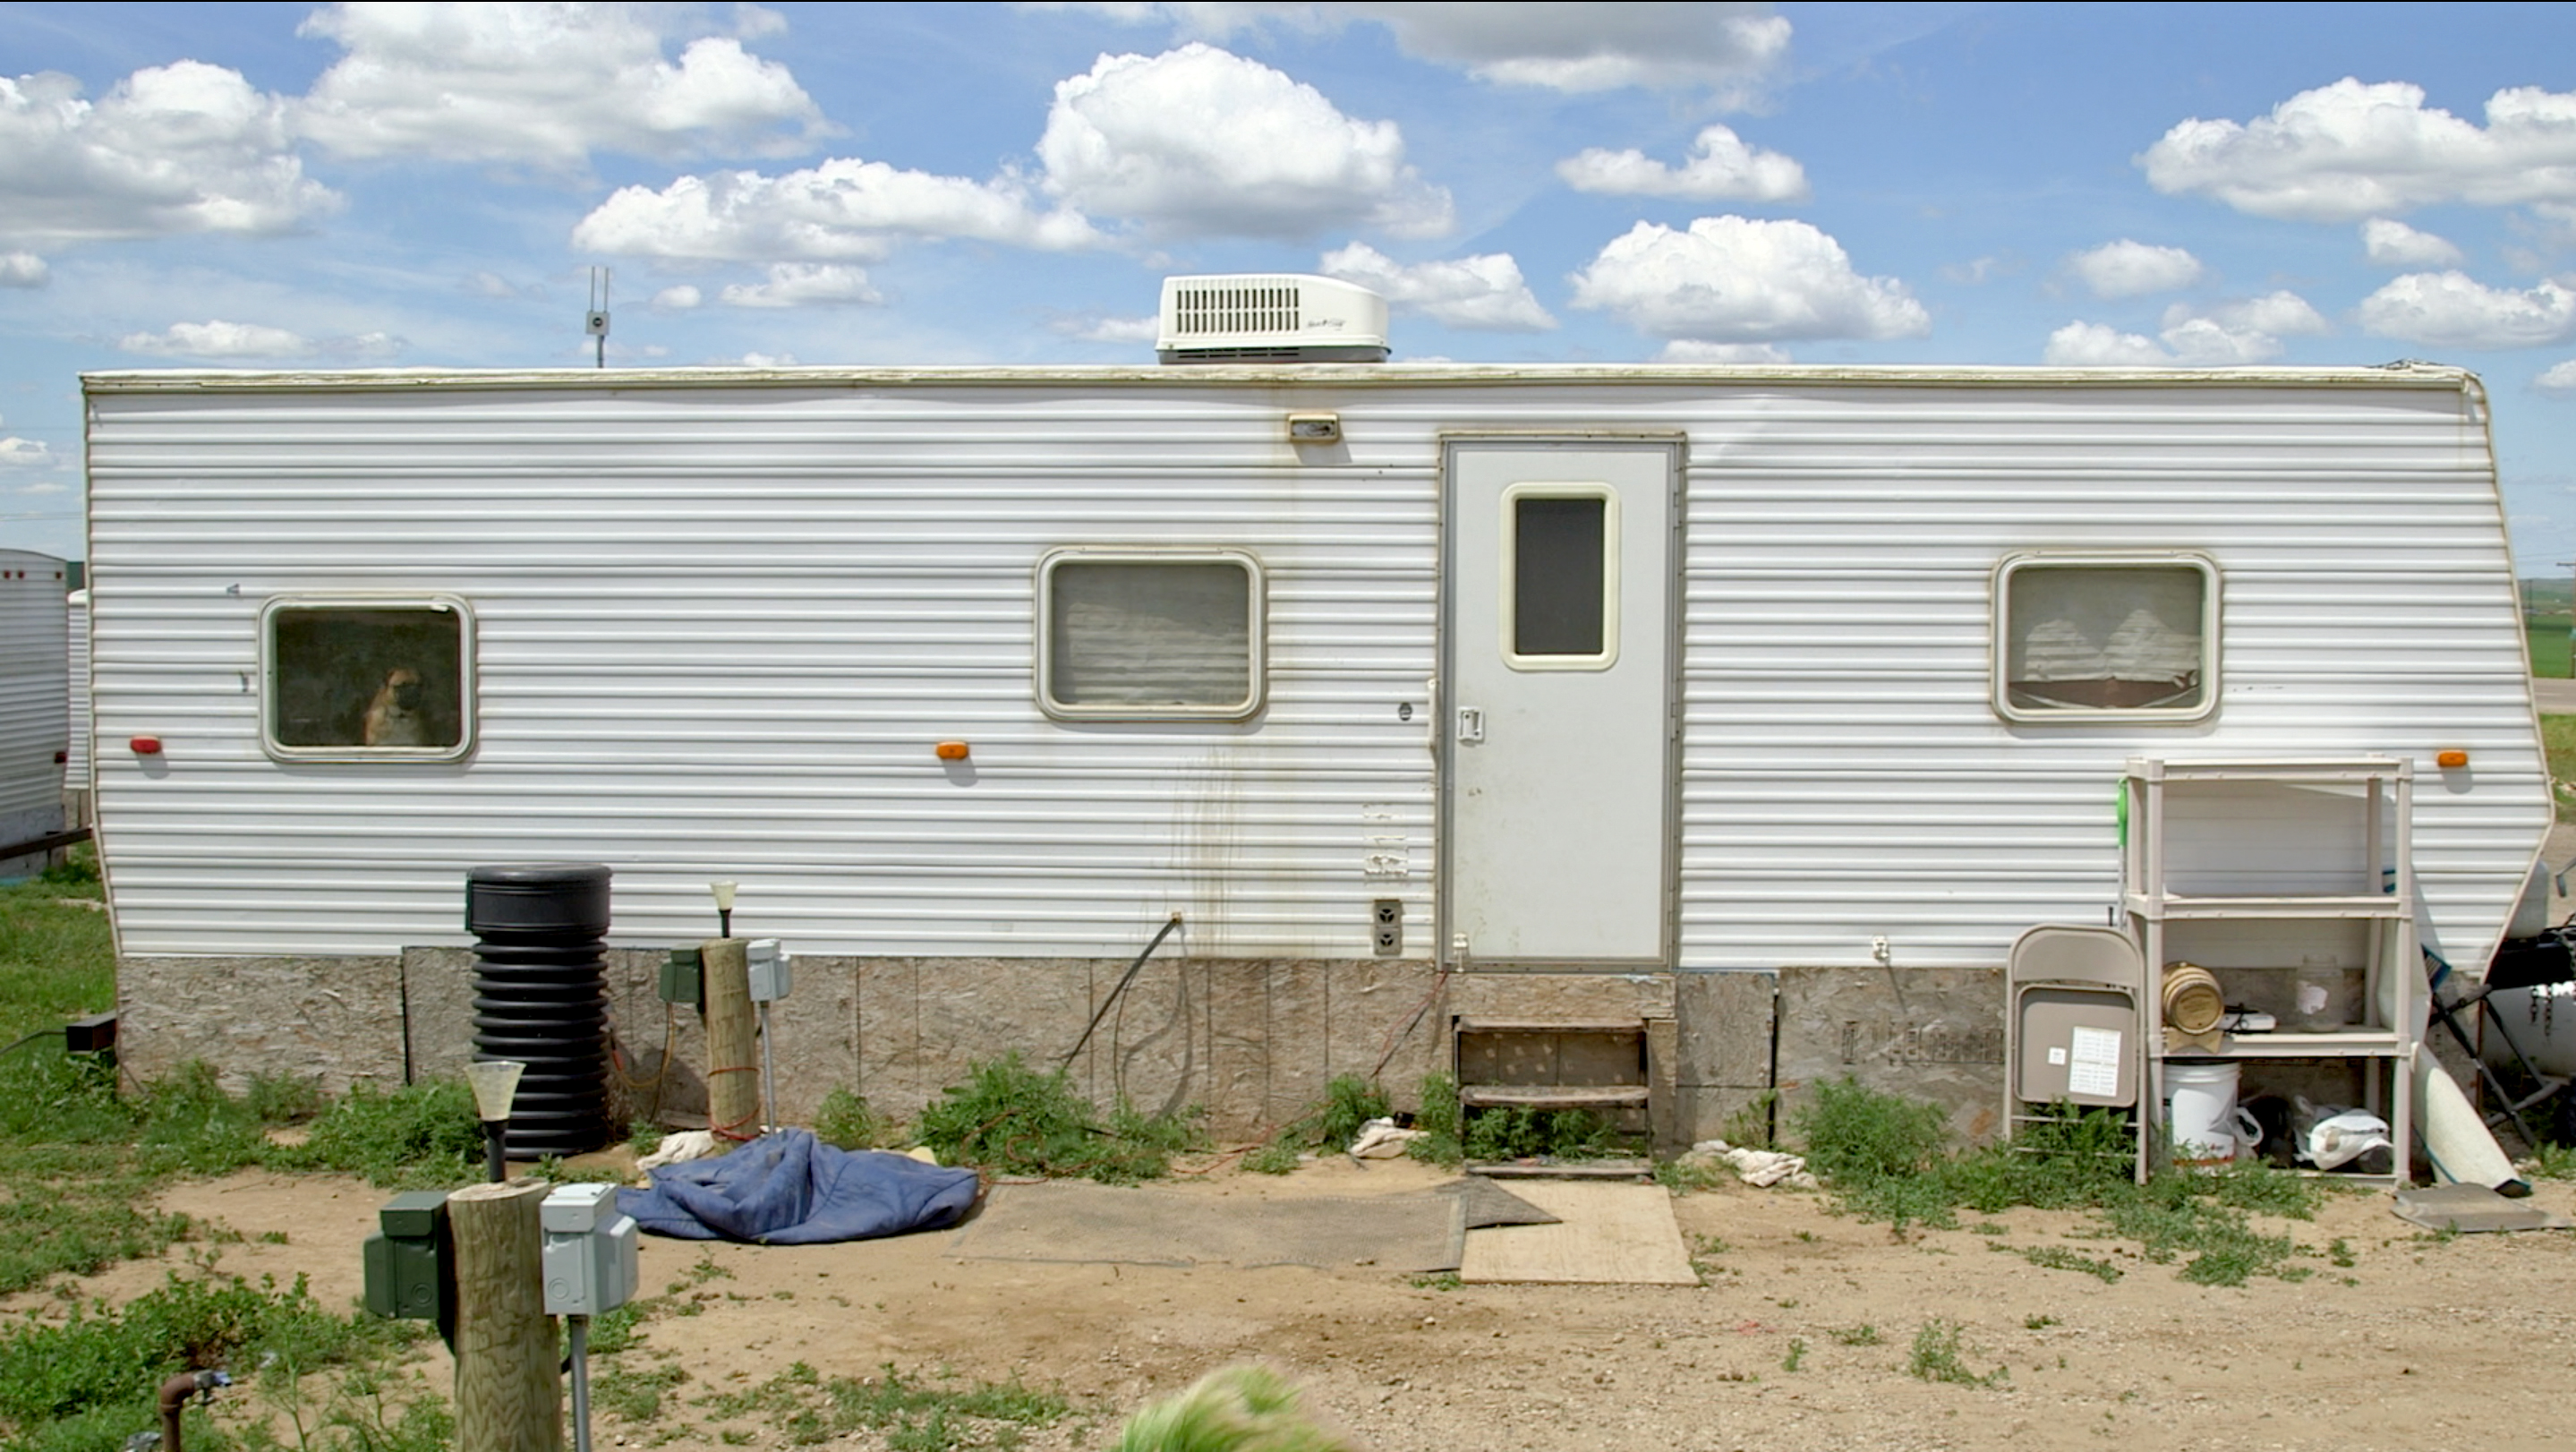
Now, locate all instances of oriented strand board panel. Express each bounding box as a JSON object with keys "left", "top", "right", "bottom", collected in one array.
[{"left": 1456, "top": 1181, "right": 1696, "bottom": 1285}]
